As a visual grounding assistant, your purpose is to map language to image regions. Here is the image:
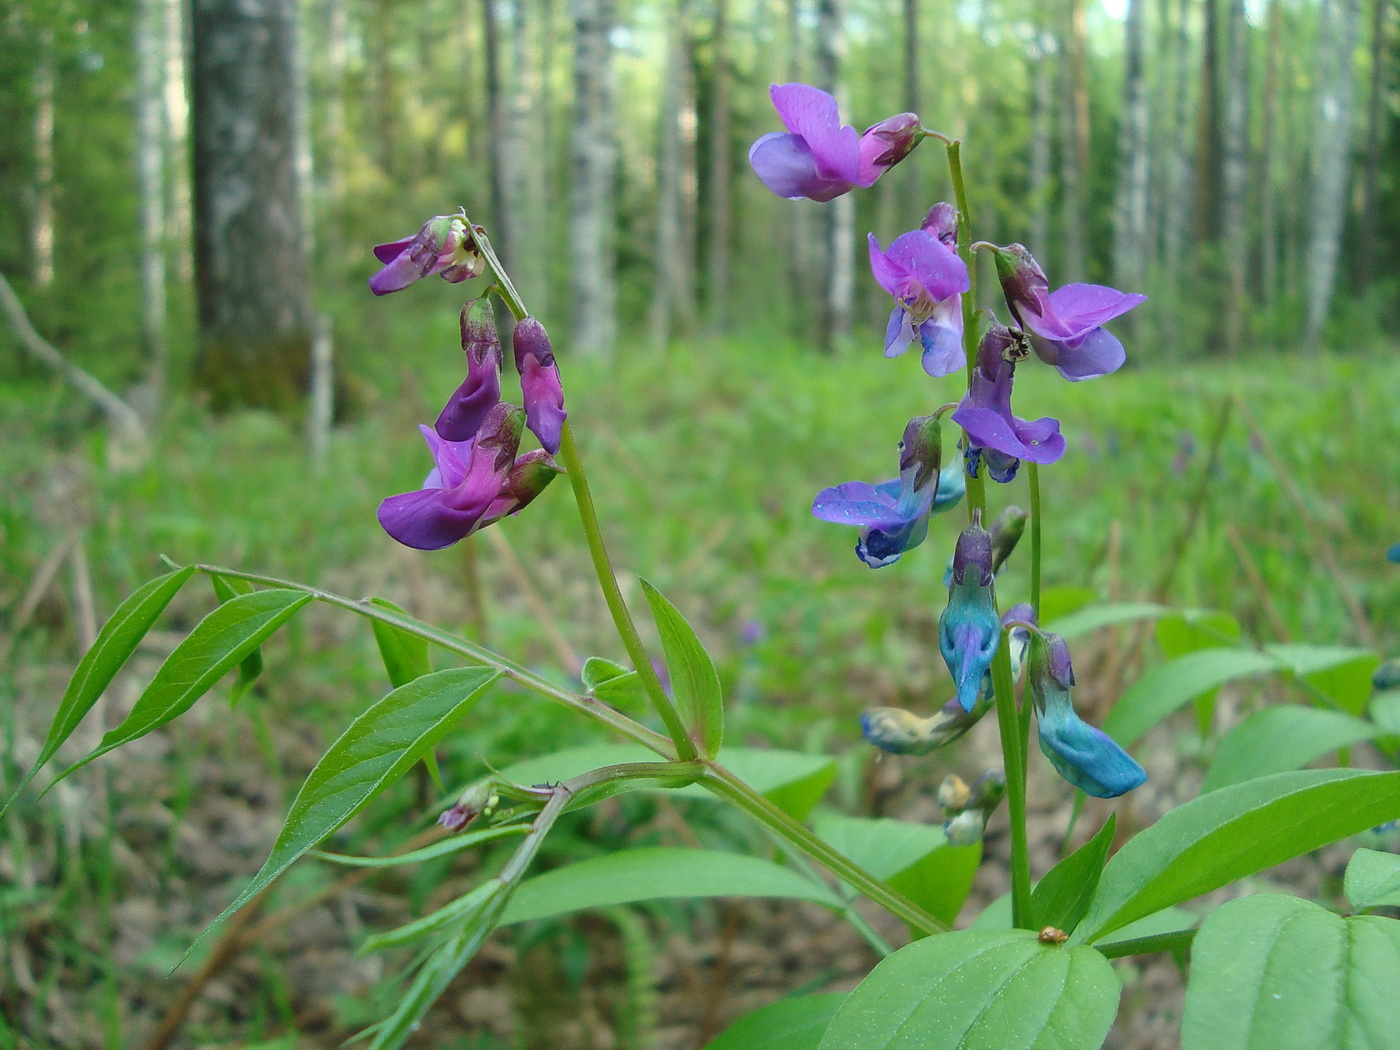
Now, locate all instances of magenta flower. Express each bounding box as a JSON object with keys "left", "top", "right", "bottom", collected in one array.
[
  {"left": 511, "top": 317, "right": 567, "bottom": 455},
  {"left": 369, "top": 214, "right": 487, "bottom": 296},
  {"left": 748, "top": 84, "right": 921, "bottom": 203},
  {"left": 378, "top": 405, "right": 561, "bottom": 551},
  {"left": 869, "top": 205, "right": 969, "bottom": 377},
  {"left": 435, "top": 299, "right": 503, "bottom": 442},
  {"left": 952, "top": 323, "right": 1065, "bottom": 483},
  {"left": 987, "top": 243, "right": 1146, "bottom": 381}
]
